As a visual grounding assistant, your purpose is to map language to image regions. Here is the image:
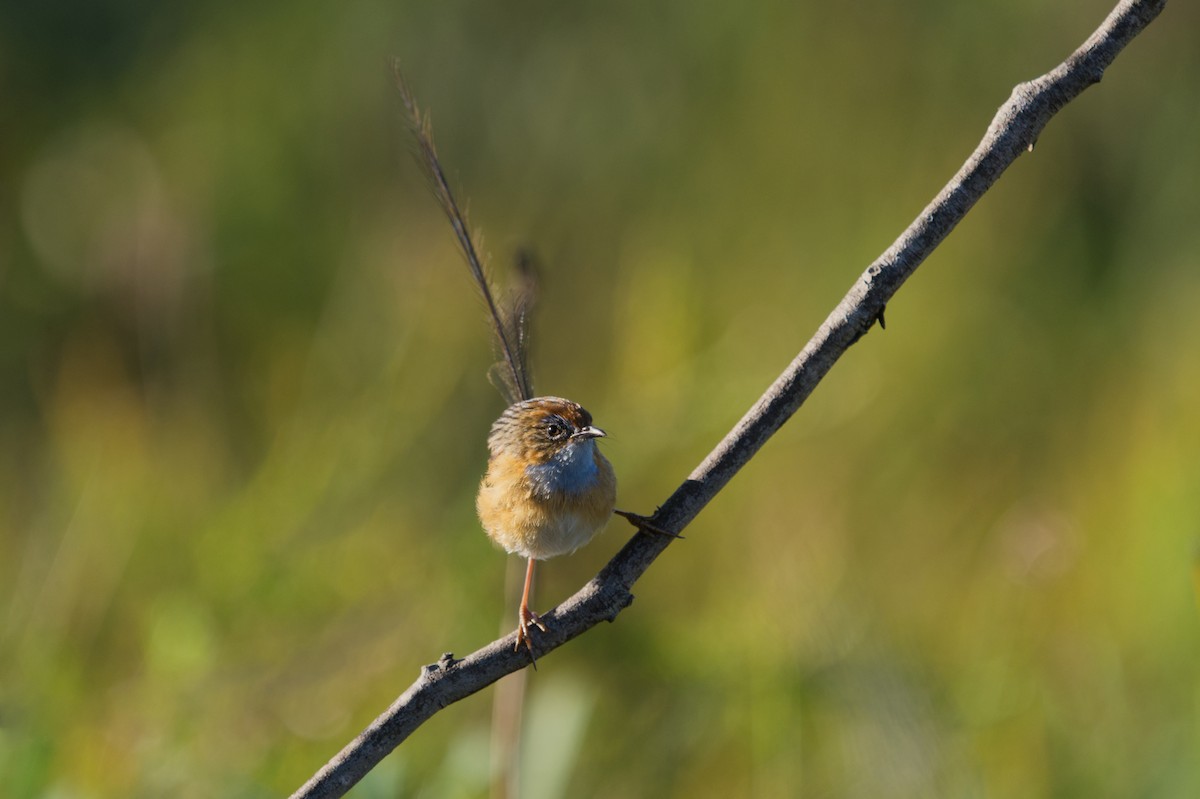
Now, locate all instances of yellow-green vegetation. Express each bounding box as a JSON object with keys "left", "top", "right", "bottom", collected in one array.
[{"left": 2, "top": 2, "right": 1198, "bottom": 797}]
